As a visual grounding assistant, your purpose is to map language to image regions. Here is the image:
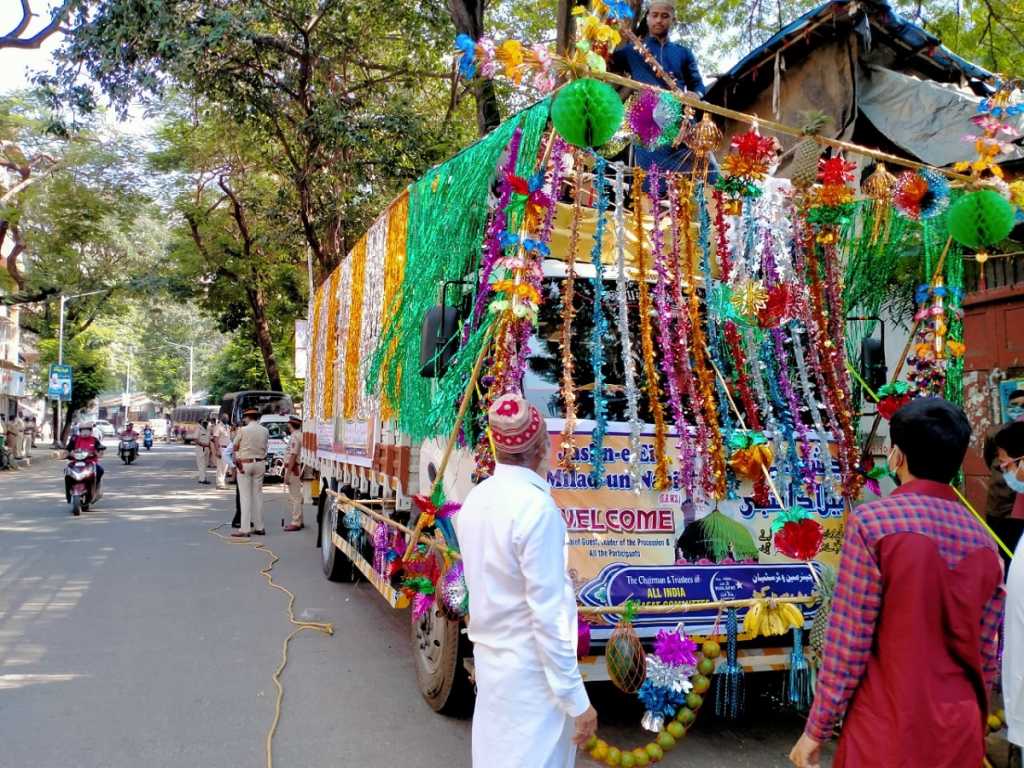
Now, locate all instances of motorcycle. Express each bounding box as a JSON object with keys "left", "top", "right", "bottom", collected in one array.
[
  {"left": 66, "top": 448, "right": 102, "bottom": 516},
  {"left": 142, "top": 429, "right": 154, "bottom": 451},
  {"left": 119, "top": 436, "right": 139, "bottom": 464}
]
